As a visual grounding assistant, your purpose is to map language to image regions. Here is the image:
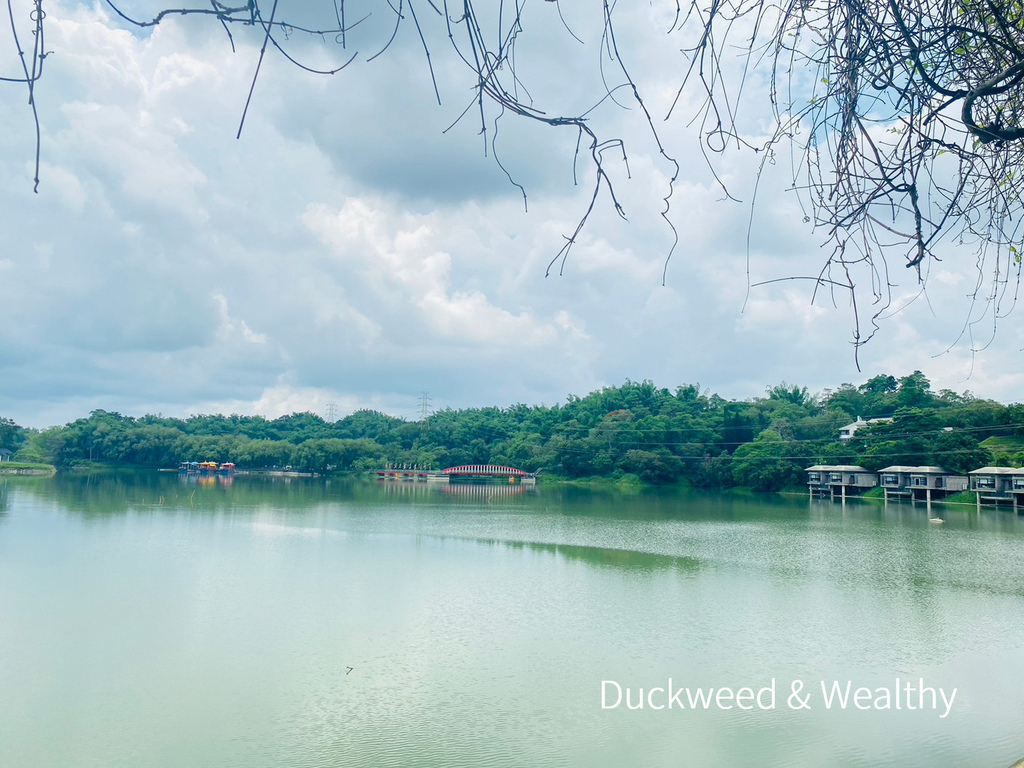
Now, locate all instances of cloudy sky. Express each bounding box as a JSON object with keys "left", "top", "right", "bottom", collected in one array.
[{"left": 1, "top": 0, "right": 1021, "bottom": 428}]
